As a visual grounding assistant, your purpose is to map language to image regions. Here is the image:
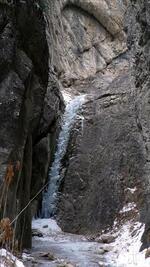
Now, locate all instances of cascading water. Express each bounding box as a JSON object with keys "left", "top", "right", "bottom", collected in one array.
[{"left": 42, "top": 94, "right": 86, "bottom": 218}]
